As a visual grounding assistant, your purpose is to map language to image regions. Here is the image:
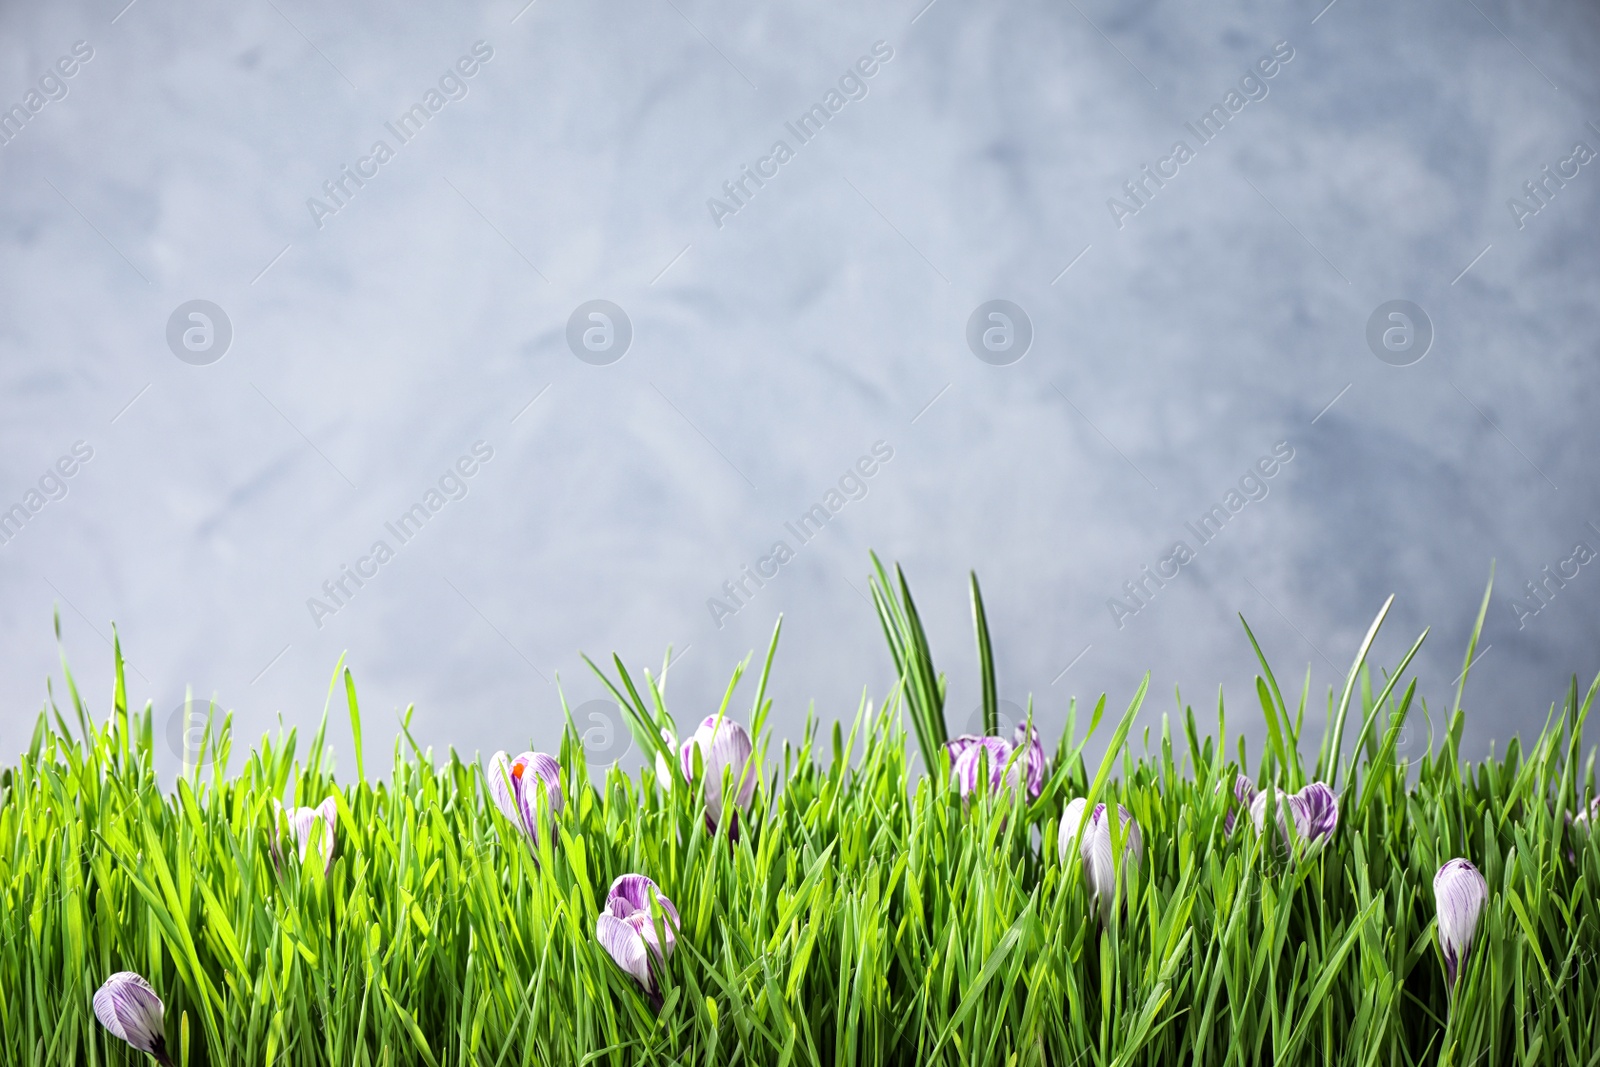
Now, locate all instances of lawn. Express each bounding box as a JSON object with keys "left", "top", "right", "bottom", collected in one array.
[{"left": 4, "top": 559, "right": 1597, "bottom": 1065}]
